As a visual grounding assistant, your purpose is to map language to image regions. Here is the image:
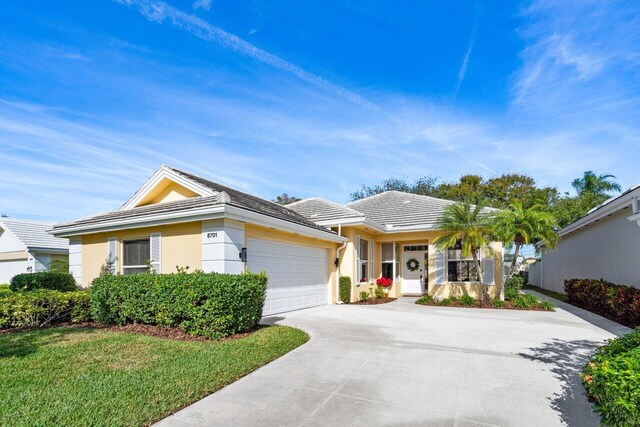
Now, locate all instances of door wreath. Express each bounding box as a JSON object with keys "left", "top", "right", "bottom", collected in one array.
[{"left": 406, "top": 258, "right": 420, "bottom": 272}]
